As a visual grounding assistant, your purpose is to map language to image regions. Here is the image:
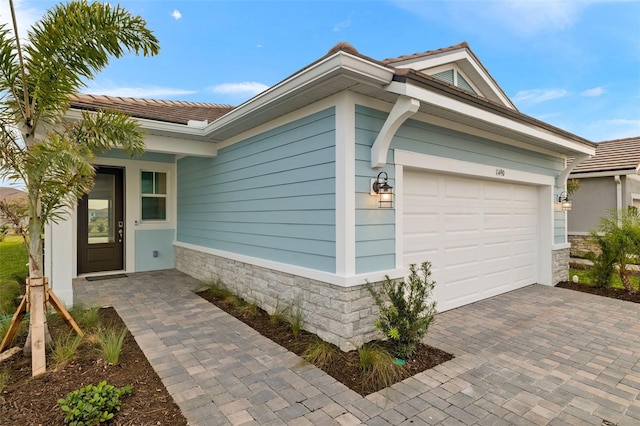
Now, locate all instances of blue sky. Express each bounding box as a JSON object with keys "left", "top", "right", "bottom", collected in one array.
[{"left": 3, "top": 0, "right": 640, "bottom": 144}]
